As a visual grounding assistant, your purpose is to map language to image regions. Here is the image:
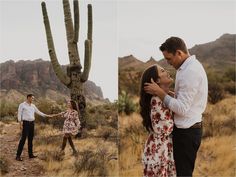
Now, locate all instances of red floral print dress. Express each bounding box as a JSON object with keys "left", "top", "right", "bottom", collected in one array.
[
  {"left": 142, "top": 96, "right": 176, "bottom": 177},
  {"left": 60, "top": 110, "right": 81, "bottom": 136}
]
